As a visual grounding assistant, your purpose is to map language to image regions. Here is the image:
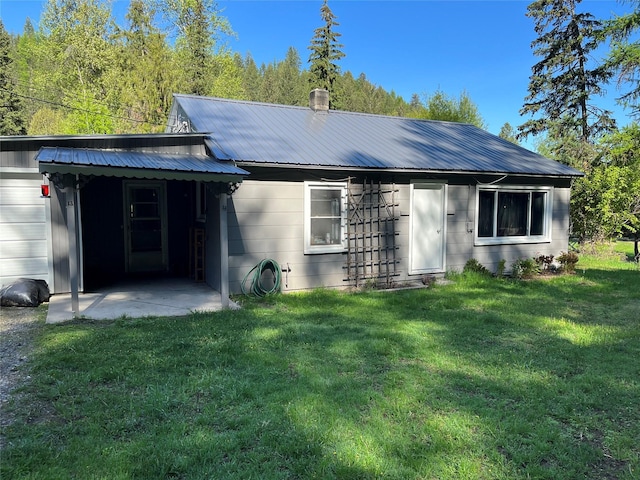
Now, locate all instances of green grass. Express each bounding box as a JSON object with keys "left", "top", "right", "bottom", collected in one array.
[{"left": 2, "top": 244, "right": 638, "bottom": 479}]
